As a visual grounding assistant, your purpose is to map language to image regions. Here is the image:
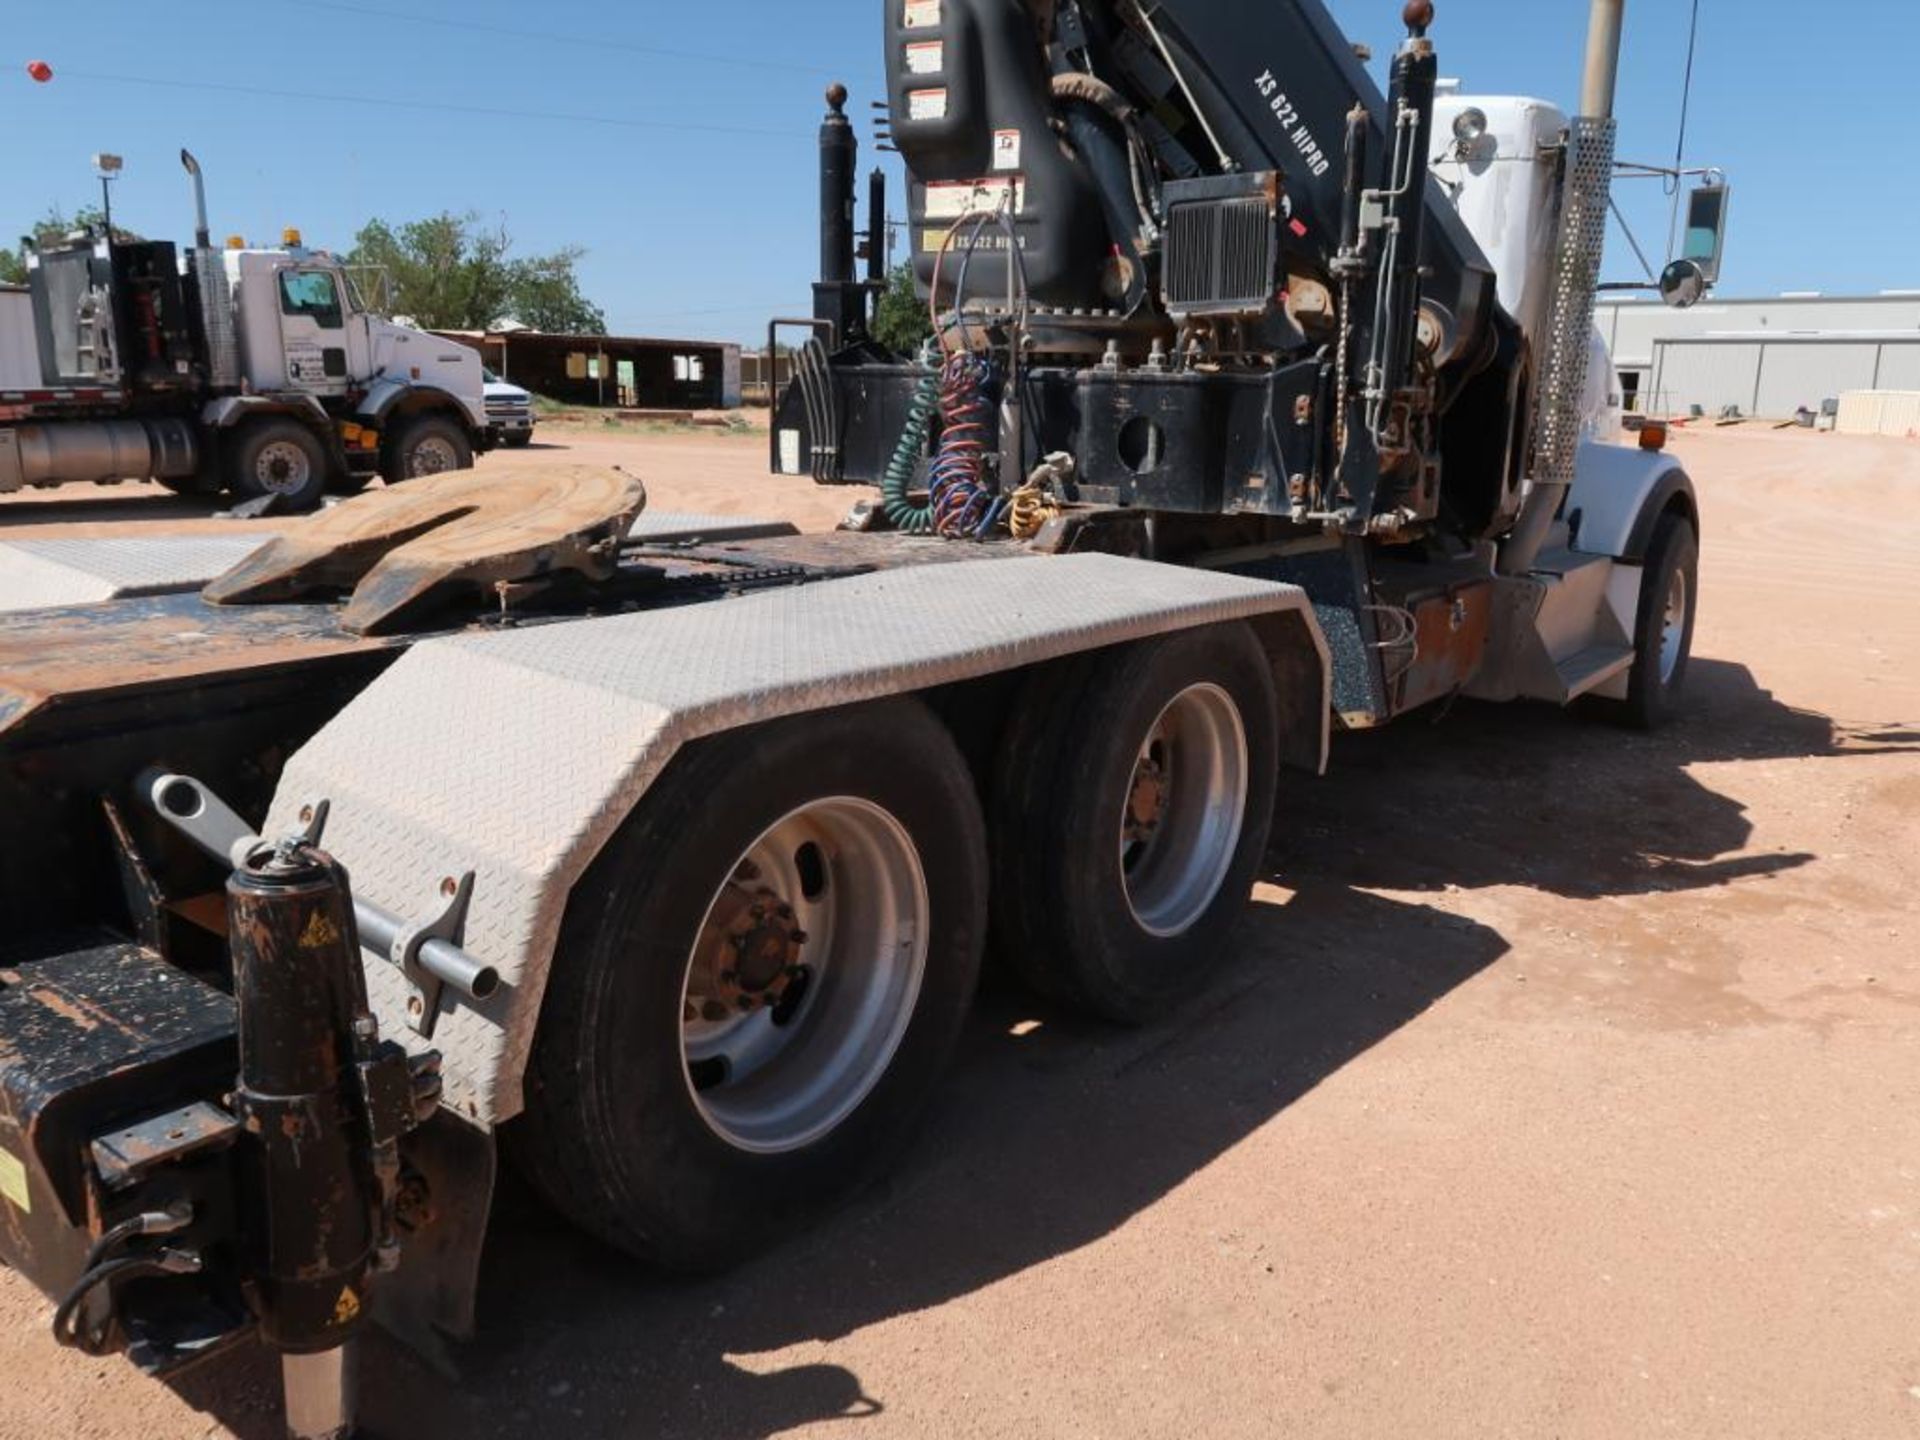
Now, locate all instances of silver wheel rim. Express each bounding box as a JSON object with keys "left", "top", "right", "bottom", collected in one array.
[
  {"left": 679, "top": 797, "right": 929, "bottom": 1154},
  {"left": 1120, "top": 683, "right": 1250, "bottom": 939},
  {"left": 407, "top": 434, "right": 459, "bottom": 477},
  {"left": 254, "top": 440, "right": 312, "bottom": 495},
  {"left": 1659, "top": 568, "right": 1689, "bottom": 684}
]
